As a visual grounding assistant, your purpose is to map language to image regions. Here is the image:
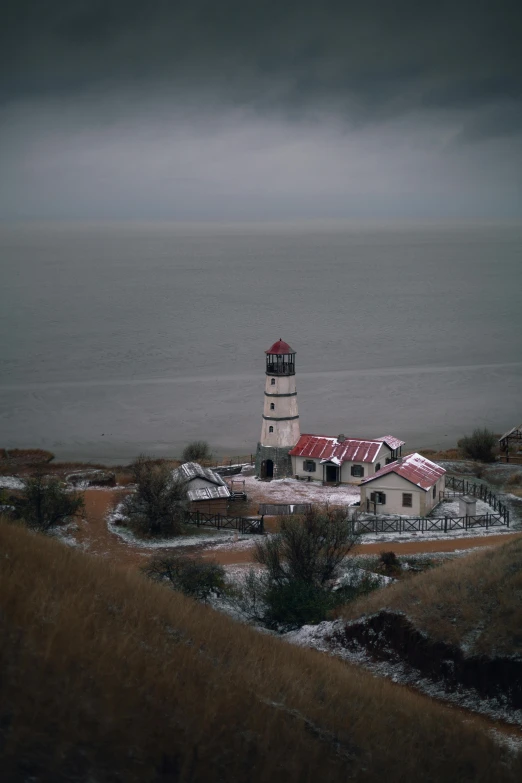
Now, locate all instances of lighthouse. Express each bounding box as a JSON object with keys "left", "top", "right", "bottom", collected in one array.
[{"left": 255, "top": 339, "right": 301, "bottom": 479}]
